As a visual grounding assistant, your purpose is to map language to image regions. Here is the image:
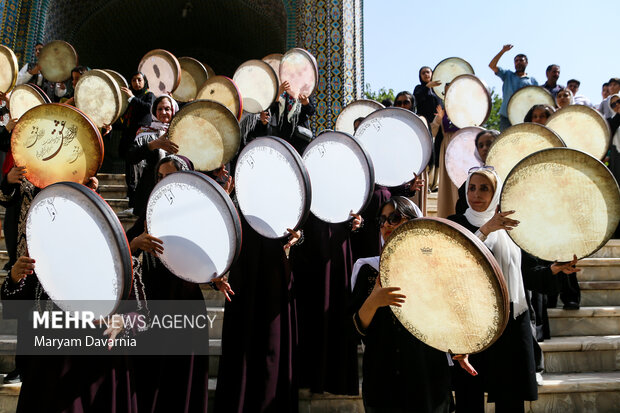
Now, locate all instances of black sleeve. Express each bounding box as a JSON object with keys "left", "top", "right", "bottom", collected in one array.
[
  {"left": 608, "top": 113, "right": 620, "bottom": 137},
  {"left": 131, "top": 92, "right": 156, "bottom": 117},
  {"left": 0, "top": 176, "right": 19, "bottom": 207},
  {"left": 298, "top": 100, "right": 316, "bottom": 125},
  {"left": 127, "top": 135, "right": 154, "bottom": 165},
  {"left": 0, "top": 128, "right": 11, "bottom": 153},
  {"left": 520, "top": 250, "right": 560, "bottom": 295},
  {"left": 455, "top": 182, "right": 468, "bottom": 215},
  {"left": 351, "top": 264, "right": 378, "bottom": 338}
]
